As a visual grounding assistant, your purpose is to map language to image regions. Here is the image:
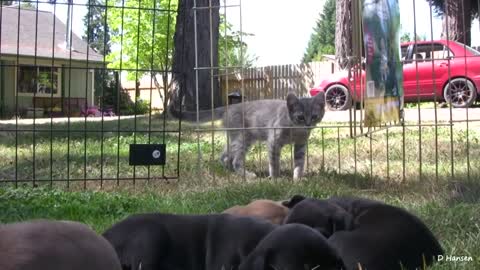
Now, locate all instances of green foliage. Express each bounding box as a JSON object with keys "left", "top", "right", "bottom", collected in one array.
[
  {"left": 0, "top": 103, "right": 4, "bottom": 119},
  {"left": 20, "top": 1, "right": 36, "bottom": 8},
  {"left": 96, "top": 72, "right": 129, "bottom": 113},
  {"left": 400, "top": 32, "right": 411, "bottom": 43},
  {"left": 0, "top": 1, "right": 15, "bottom": 5},
  {"left": 0, "top": 1, "right": 36, "bottom": 7},
  {"left": 82, "top": 0, "right": 117, "bottom": 109},
  {"left": 218, "top": 15, "right": 257, "bottom": 68},
  {"left": 122, "top": 99, "right": 150, "bottom": 115},
  {"left": 95, "top": 72, "right": 149, "bottom": 116},
  {"left": 83, "top": 0, "right": 111, "bottom": 56},
  {"left": 303, "top": 0, "right": 336, "bottom": 63},
  {"left": 94, "top": 69, "right": 113, "bottom": 102},
  {"left": 106, "top": 1, "right": 256, "bottom": 78},
  {"left": 400, "top": 32, "right": 427, "bottom": 43},
  {"left": 415, "top": 34, "right": 427, "bottom": 41},
  {"left": 106, "top": 0, "right": 177, "bottom": 81},
  {"left": 427, "top": 0, "right": 478, "bottom": 17},
  {"left": 105, "top": 0, "right": 178, "bottom": 109}
]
